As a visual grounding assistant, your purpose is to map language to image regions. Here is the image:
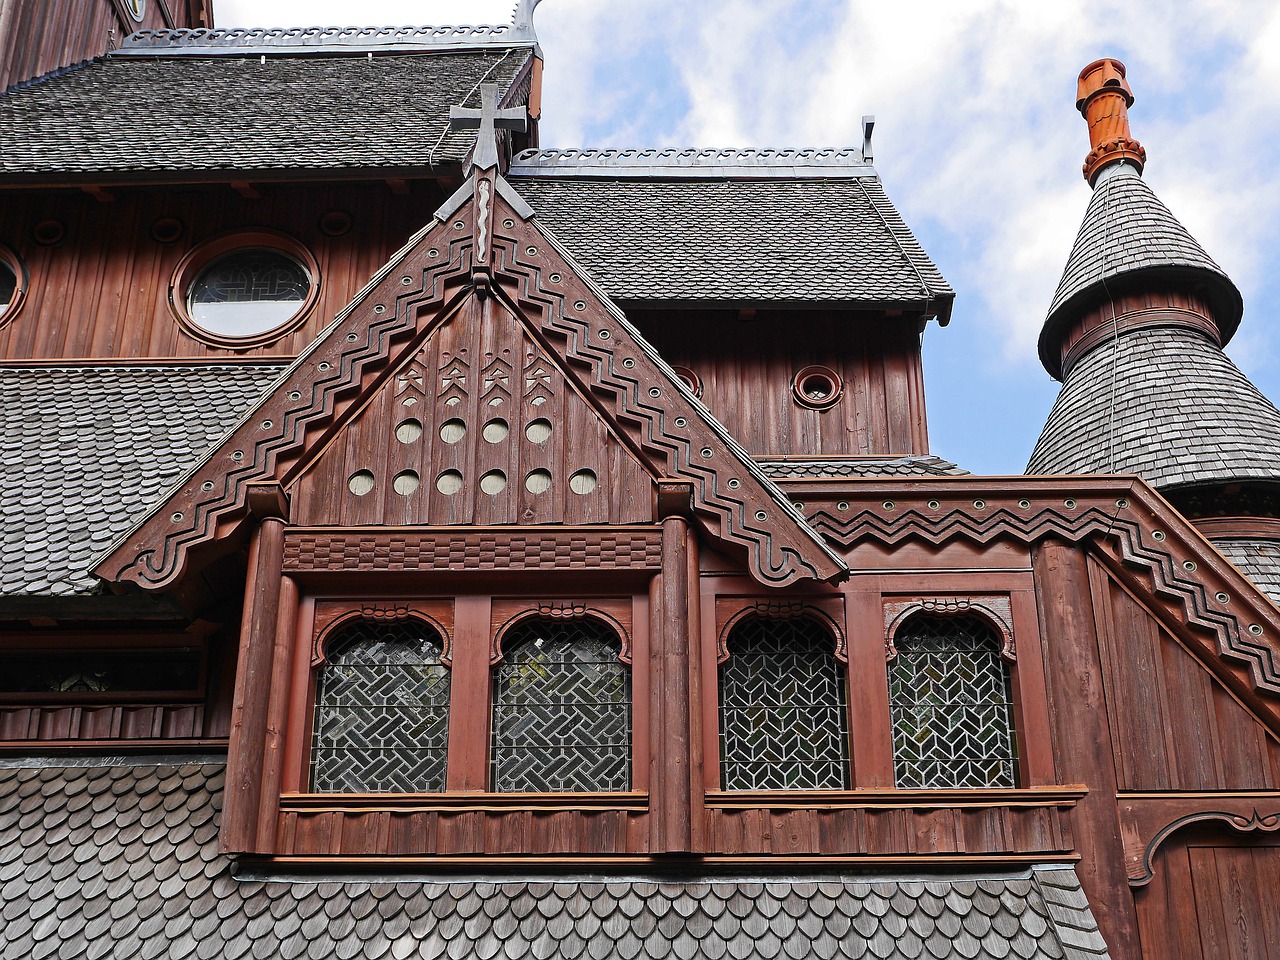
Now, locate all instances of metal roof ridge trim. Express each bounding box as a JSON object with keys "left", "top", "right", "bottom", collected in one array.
[
  {"left": 510, "top": 147, "right": 877, "bottom": 179},
  {"left": 114, "top": 25, "right": 536, "bottom": 56}
]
